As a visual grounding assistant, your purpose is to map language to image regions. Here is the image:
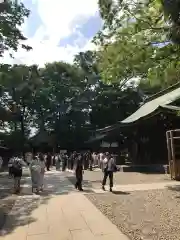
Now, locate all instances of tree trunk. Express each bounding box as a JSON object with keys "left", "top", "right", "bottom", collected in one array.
[
  {"left": 12, "top": 87, "right": 18, "bottom": 131},
  {"left": 20, "top": 105, "right": 26, "bottom": 161}
]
